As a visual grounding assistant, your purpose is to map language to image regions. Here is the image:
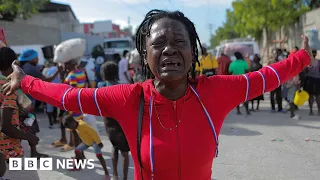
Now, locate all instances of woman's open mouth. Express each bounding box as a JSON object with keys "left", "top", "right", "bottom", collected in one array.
[
  {"left": 162, "top": 61, "right": 181, "bottom": 67},
  {"left": 161, "top": 60, "right": 182, "bottom": 71}
]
